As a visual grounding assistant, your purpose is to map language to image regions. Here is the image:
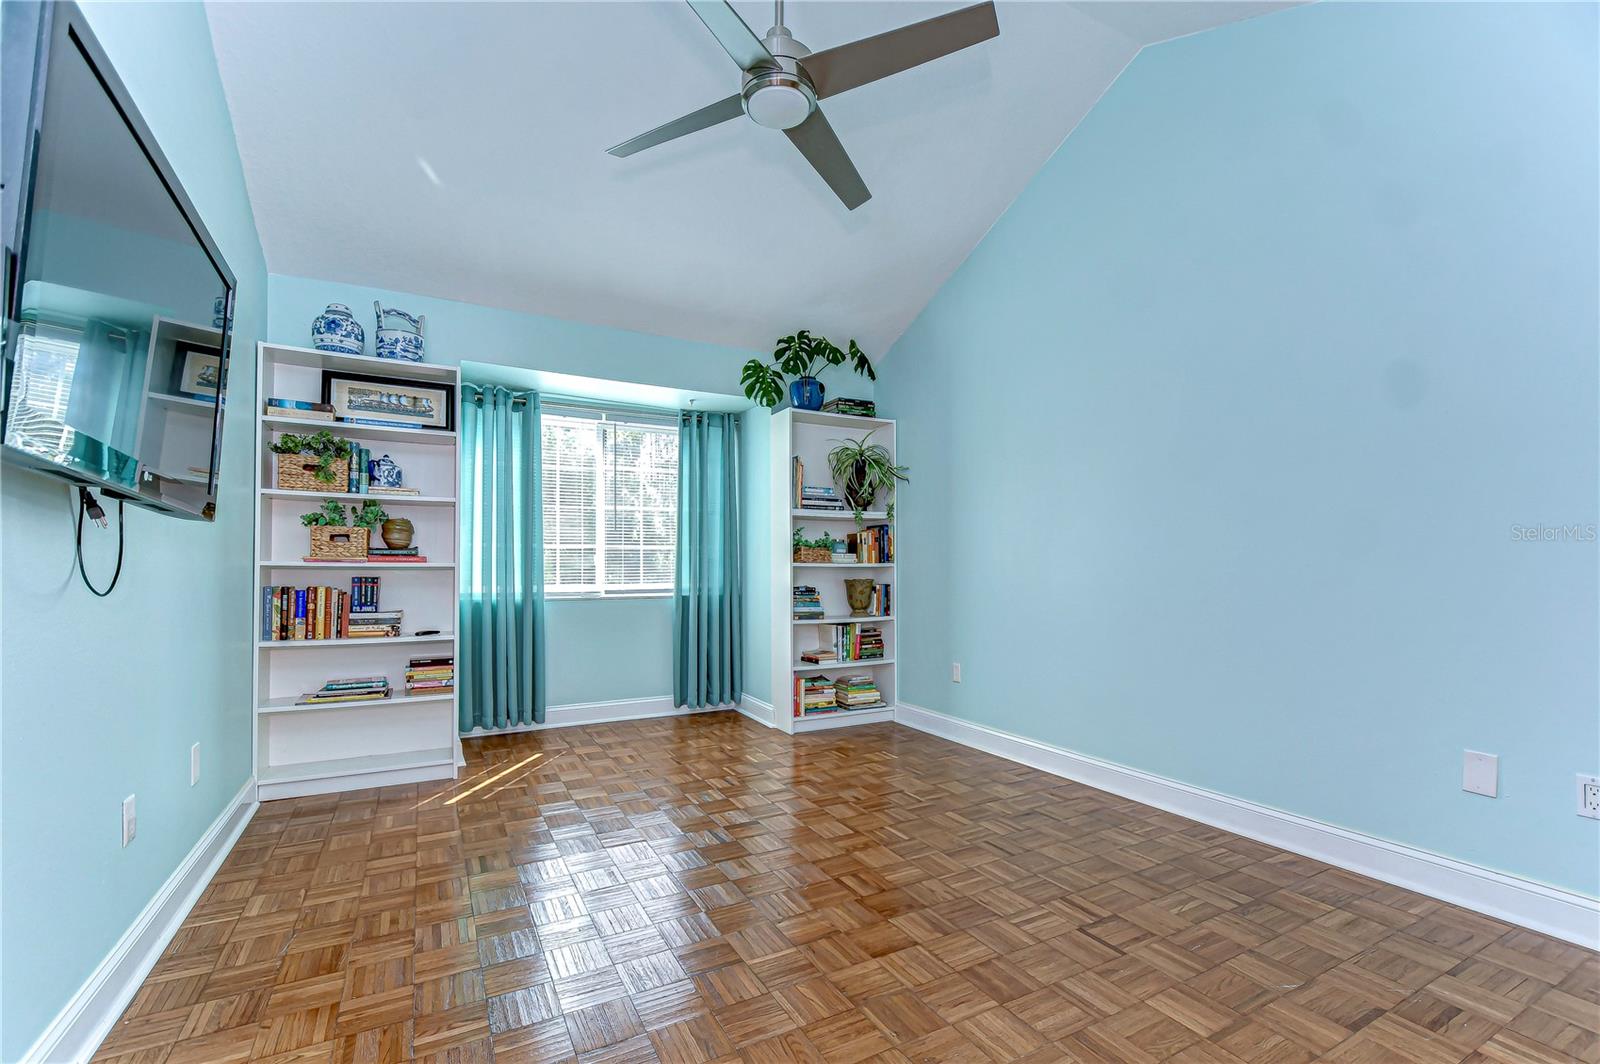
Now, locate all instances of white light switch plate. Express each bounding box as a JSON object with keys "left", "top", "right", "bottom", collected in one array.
[
  {"left": 191, "top": 743, "right": 200, "bottom": 786},
  {"left": 122, "top": 794, "right": 137, "bottom": 846},
  {"left": 1462, "top": 751, "right": 1498, "bottom": 798}
]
